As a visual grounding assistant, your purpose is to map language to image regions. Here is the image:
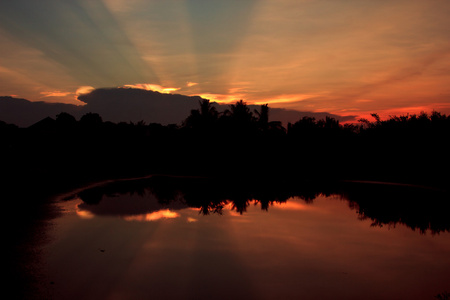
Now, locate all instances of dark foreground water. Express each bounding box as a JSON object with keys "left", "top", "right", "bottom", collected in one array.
[{"left": 35, "top": 177, "right": 450, "bottom": 300}]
